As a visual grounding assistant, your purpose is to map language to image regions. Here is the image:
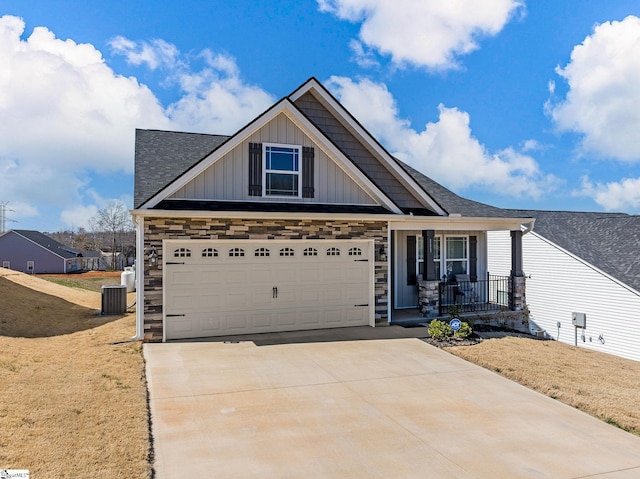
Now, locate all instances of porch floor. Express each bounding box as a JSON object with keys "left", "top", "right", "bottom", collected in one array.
[{"left": 390, "top": 304, "right": 510, "bottom": 327}]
